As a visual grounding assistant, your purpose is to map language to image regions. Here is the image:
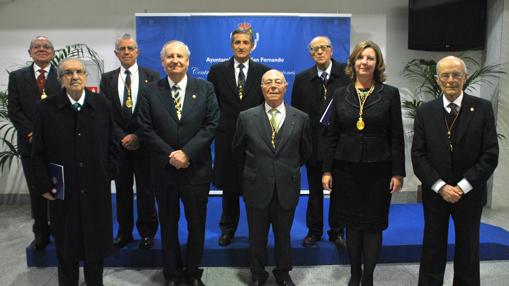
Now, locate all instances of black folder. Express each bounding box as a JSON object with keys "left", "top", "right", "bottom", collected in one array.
[{"left": 49, "top": 163, "right": 65, "bottom": 200}]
